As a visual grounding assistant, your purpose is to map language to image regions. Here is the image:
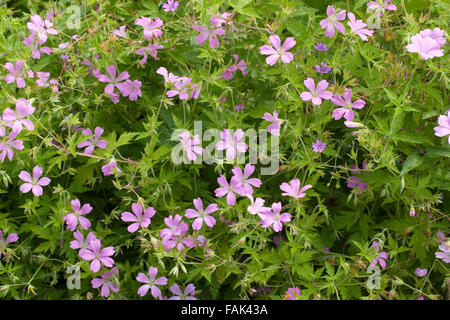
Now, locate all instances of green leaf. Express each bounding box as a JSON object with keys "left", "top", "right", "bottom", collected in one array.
[{"left": 400, "top": 152, "right": 424, "bottom": 176}]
